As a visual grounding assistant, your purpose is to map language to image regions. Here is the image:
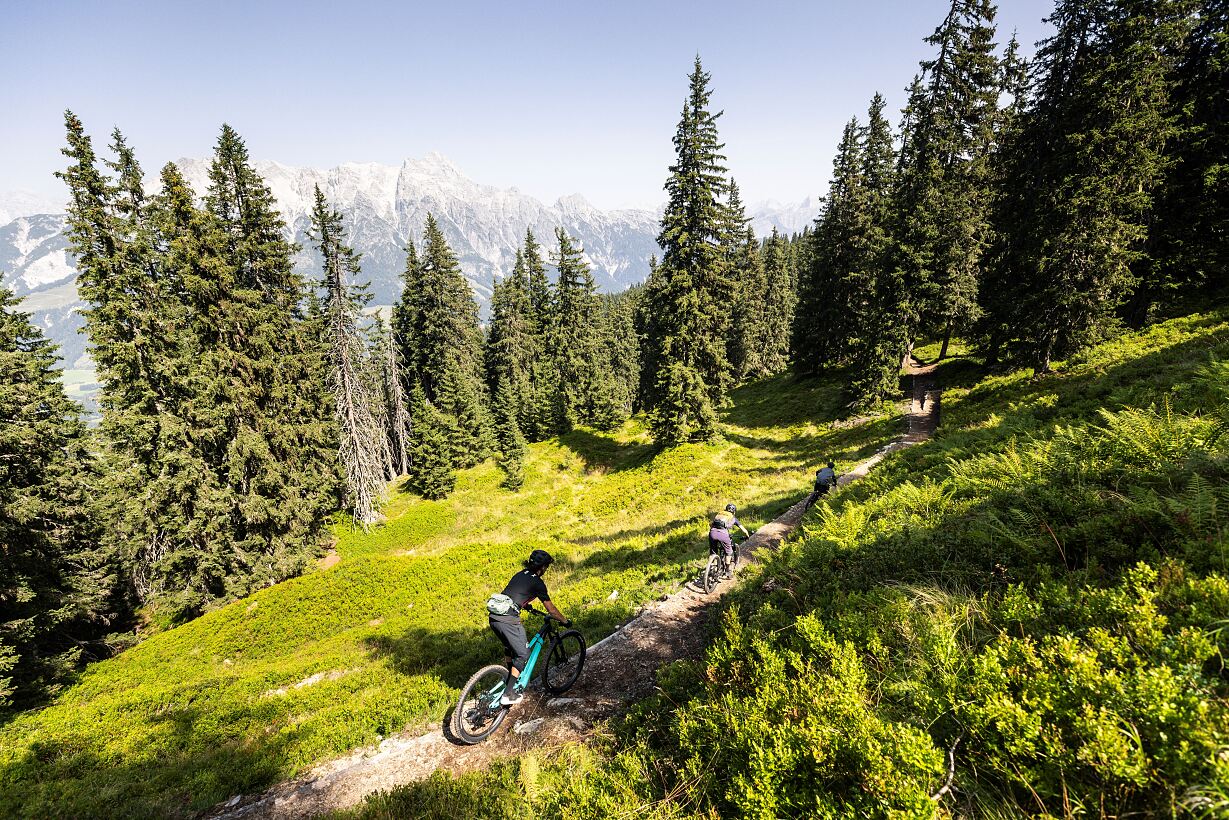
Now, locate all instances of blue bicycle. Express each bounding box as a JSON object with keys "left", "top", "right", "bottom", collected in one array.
[{"left": 452, "top": 606, "right": 587, "bottom": 744}]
